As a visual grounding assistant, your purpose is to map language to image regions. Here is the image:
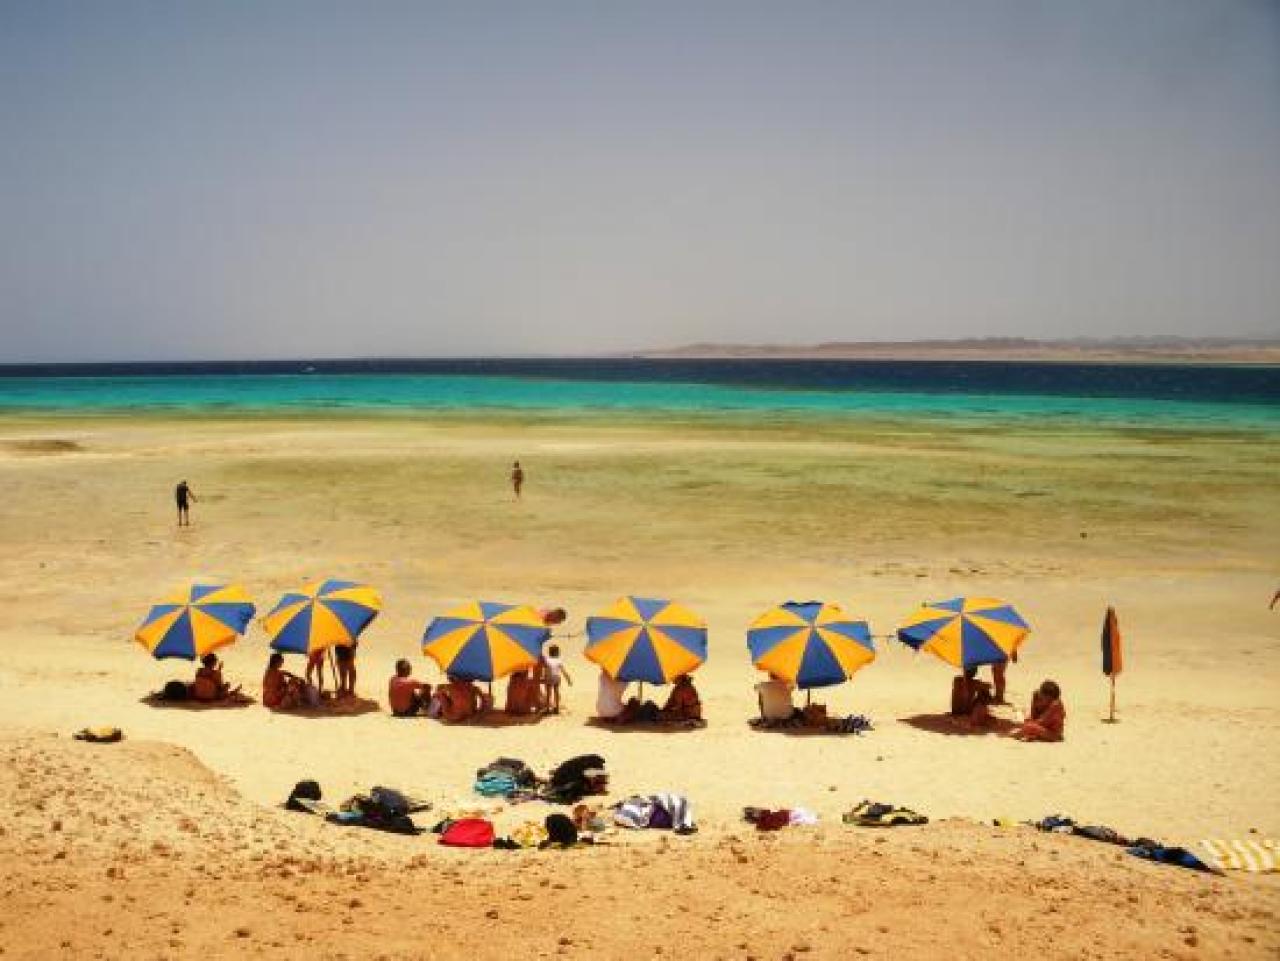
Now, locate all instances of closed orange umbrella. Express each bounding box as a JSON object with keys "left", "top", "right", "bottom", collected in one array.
[{"left": 1101, "top": 606, "right": 1122, "bottom": 722}]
